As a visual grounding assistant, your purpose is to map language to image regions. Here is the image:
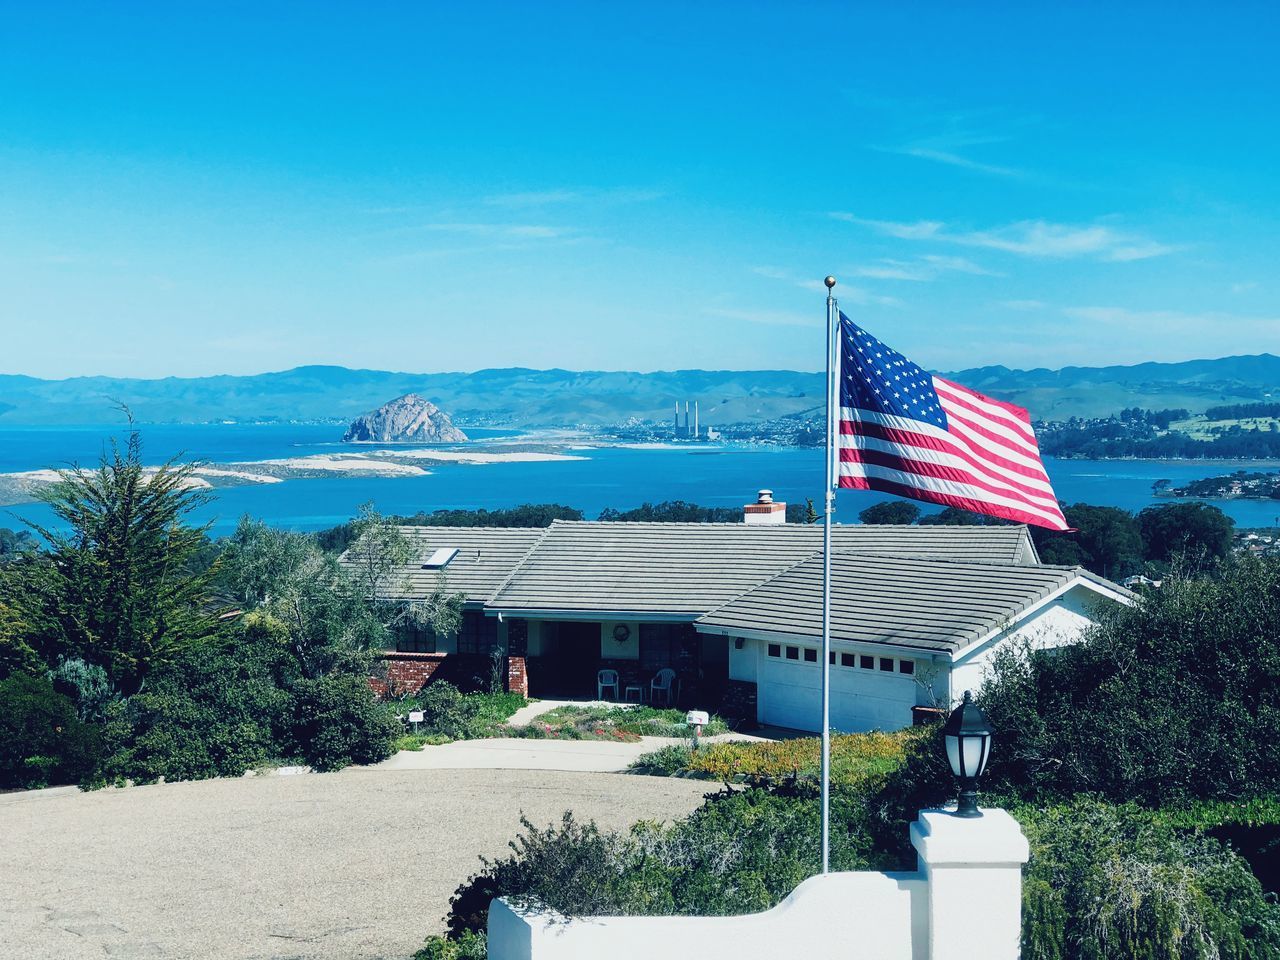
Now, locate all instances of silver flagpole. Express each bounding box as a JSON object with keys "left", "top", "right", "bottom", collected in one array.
[{"left": 821, "top": 275, "right": 838, "bottom": 873}]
